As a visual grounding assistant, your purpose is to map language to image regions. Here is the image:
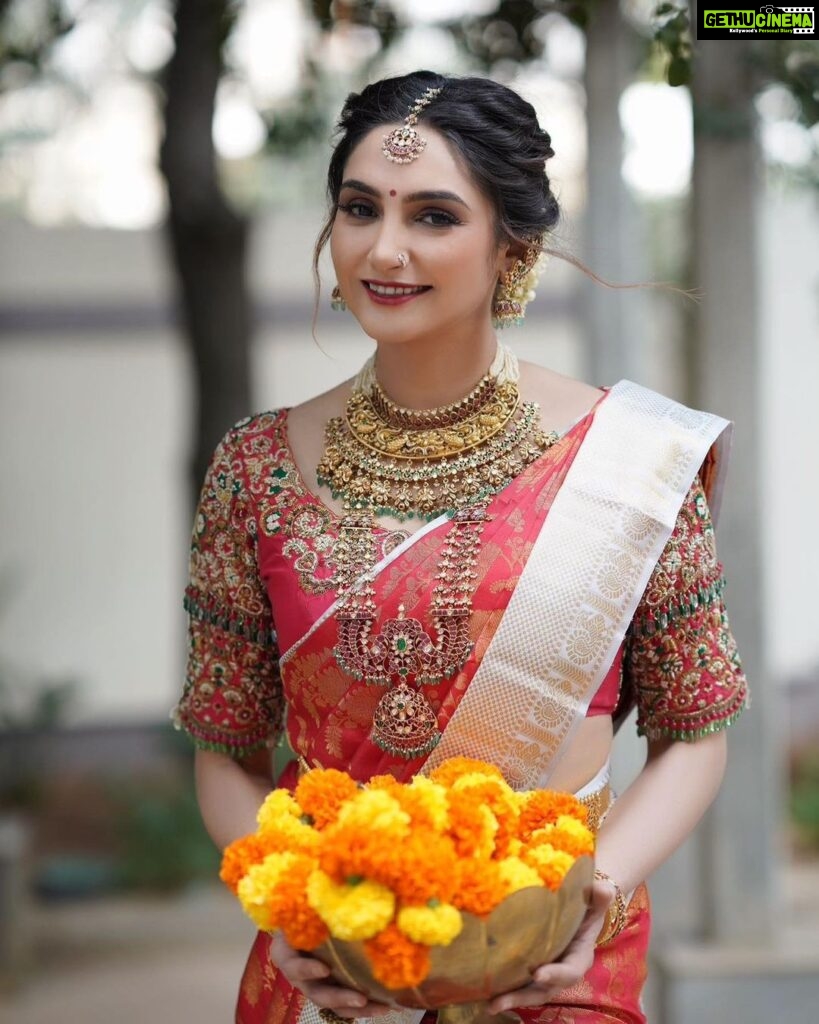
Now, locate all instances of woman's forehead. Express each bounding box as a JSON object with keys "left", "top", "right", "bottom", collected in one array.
[{"left": 341, "top": 124, "right": 480, "bottom": 200}]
